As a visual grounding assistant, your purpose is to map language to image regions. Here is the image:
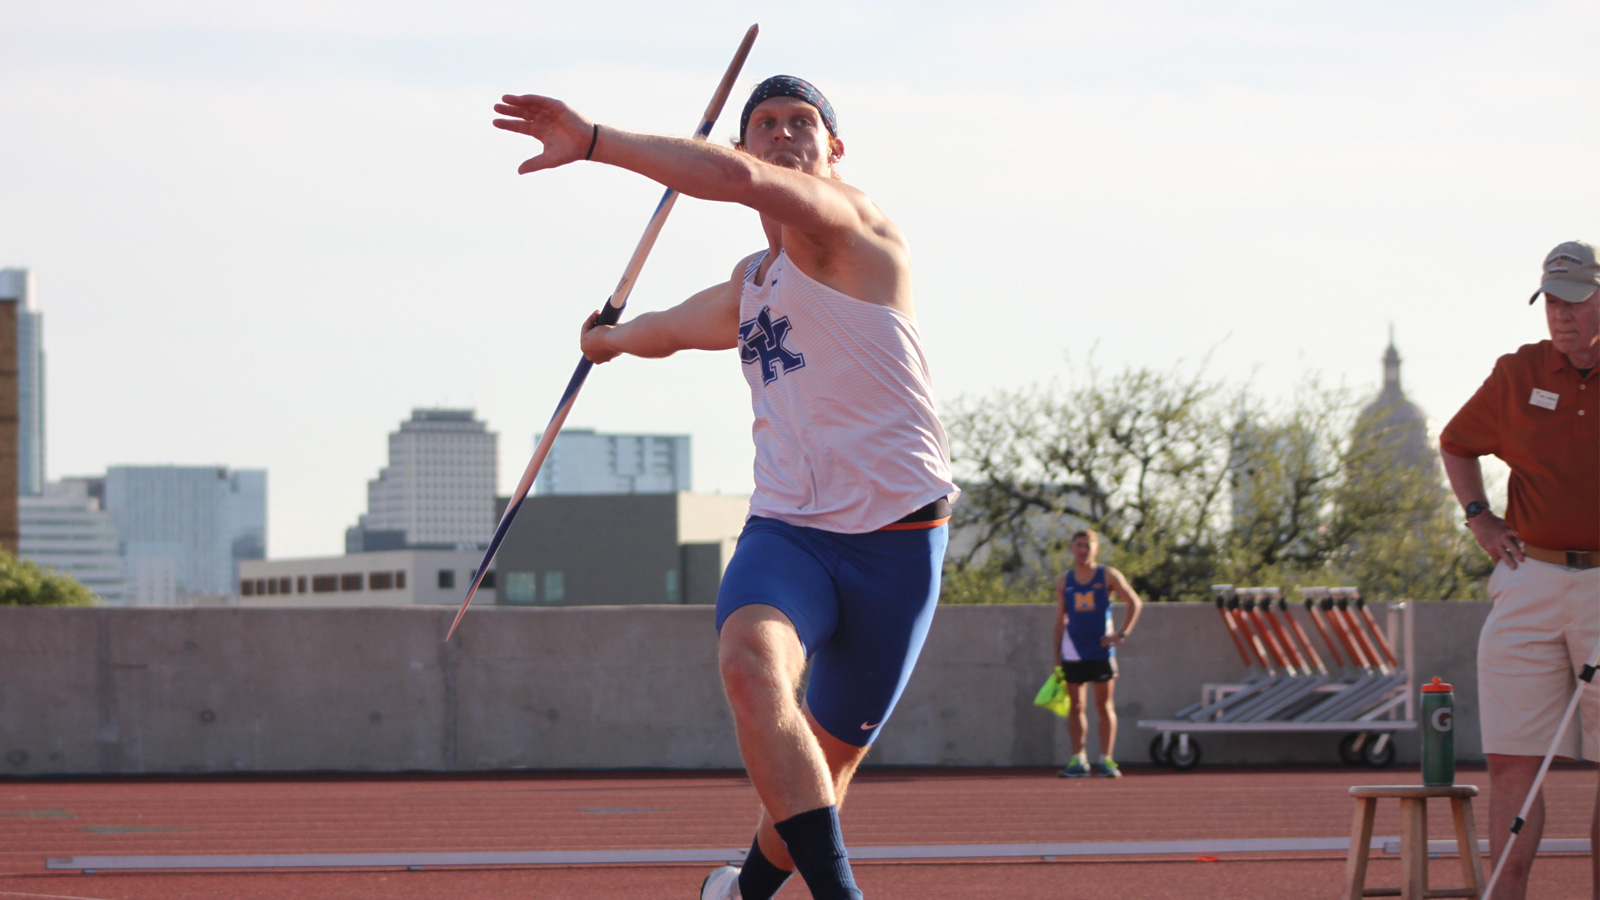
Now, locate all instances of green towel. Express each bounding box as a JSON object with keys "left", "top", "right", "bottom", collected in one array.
[{"left": 1032, "top": 666, "right": 1072, "bottom": 717}]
